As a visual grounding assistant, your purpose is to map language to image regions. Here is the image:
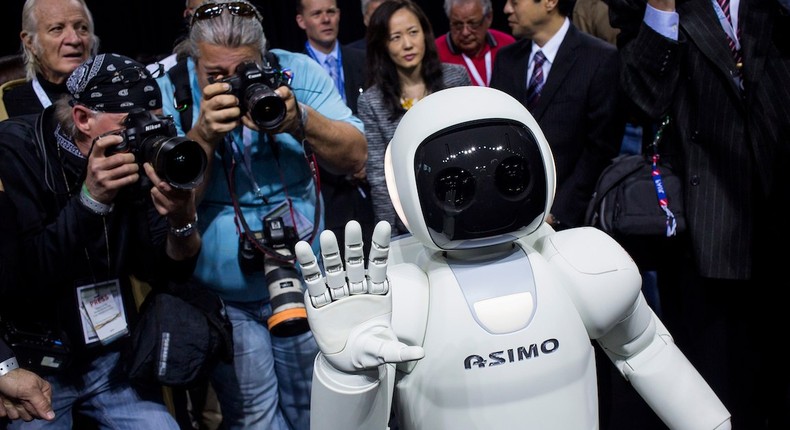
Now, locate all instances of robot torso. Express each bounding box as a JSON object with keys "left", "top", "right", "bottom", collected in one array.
[{"left": 390, "top": 241, "right": 600, "bottom": 429}]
